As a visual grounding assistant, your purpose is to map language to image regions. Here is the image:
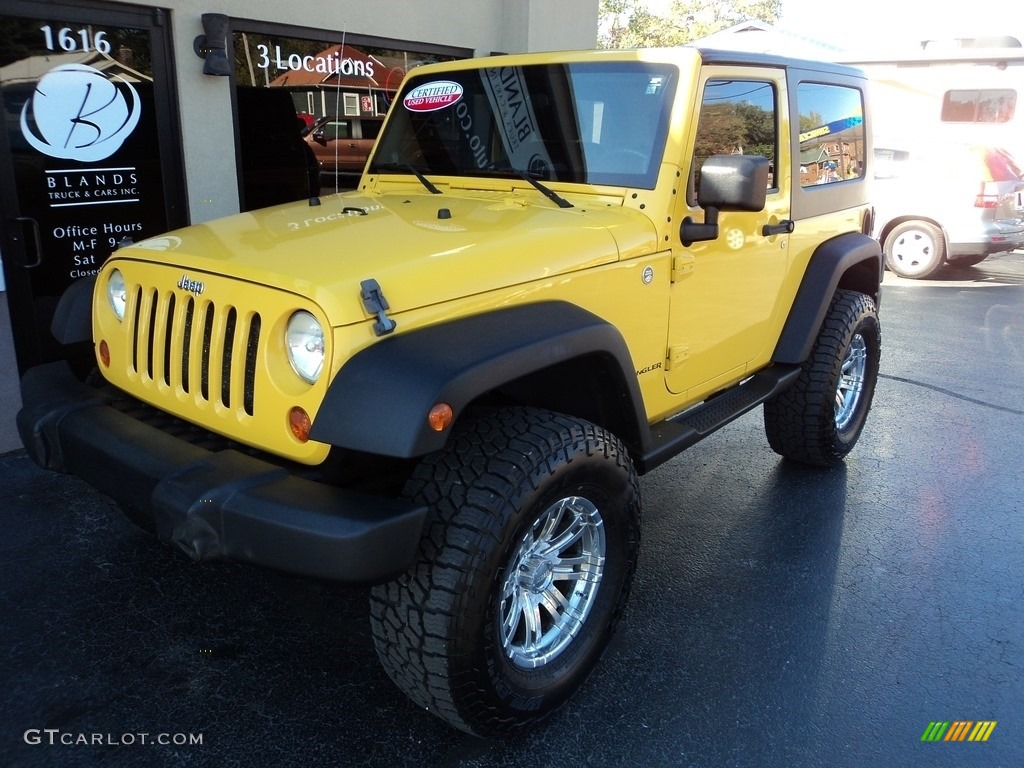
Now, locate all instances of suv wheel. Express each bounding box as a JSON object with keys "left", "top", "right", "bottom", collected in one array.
[
  {"left": 369, "top": 407, "right": 640, "bottom": 737},
  {"left": 764, "top": 289, "right": 880, "bottom": 466},
  {"left": 884, "top": 220, "right": 946, "bottom": 278}
]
